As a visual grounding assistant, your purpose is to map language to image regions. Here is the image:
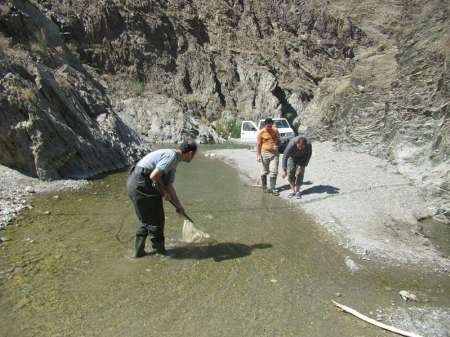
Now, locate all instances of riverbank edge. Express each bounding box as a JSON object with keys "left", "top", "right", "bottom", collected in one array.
[
  {"left": 0, "top": 164, "right": 90, "bottom": 232},
  {"left": 205, "top": 142, "right": 450, "bottom": 272}
]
